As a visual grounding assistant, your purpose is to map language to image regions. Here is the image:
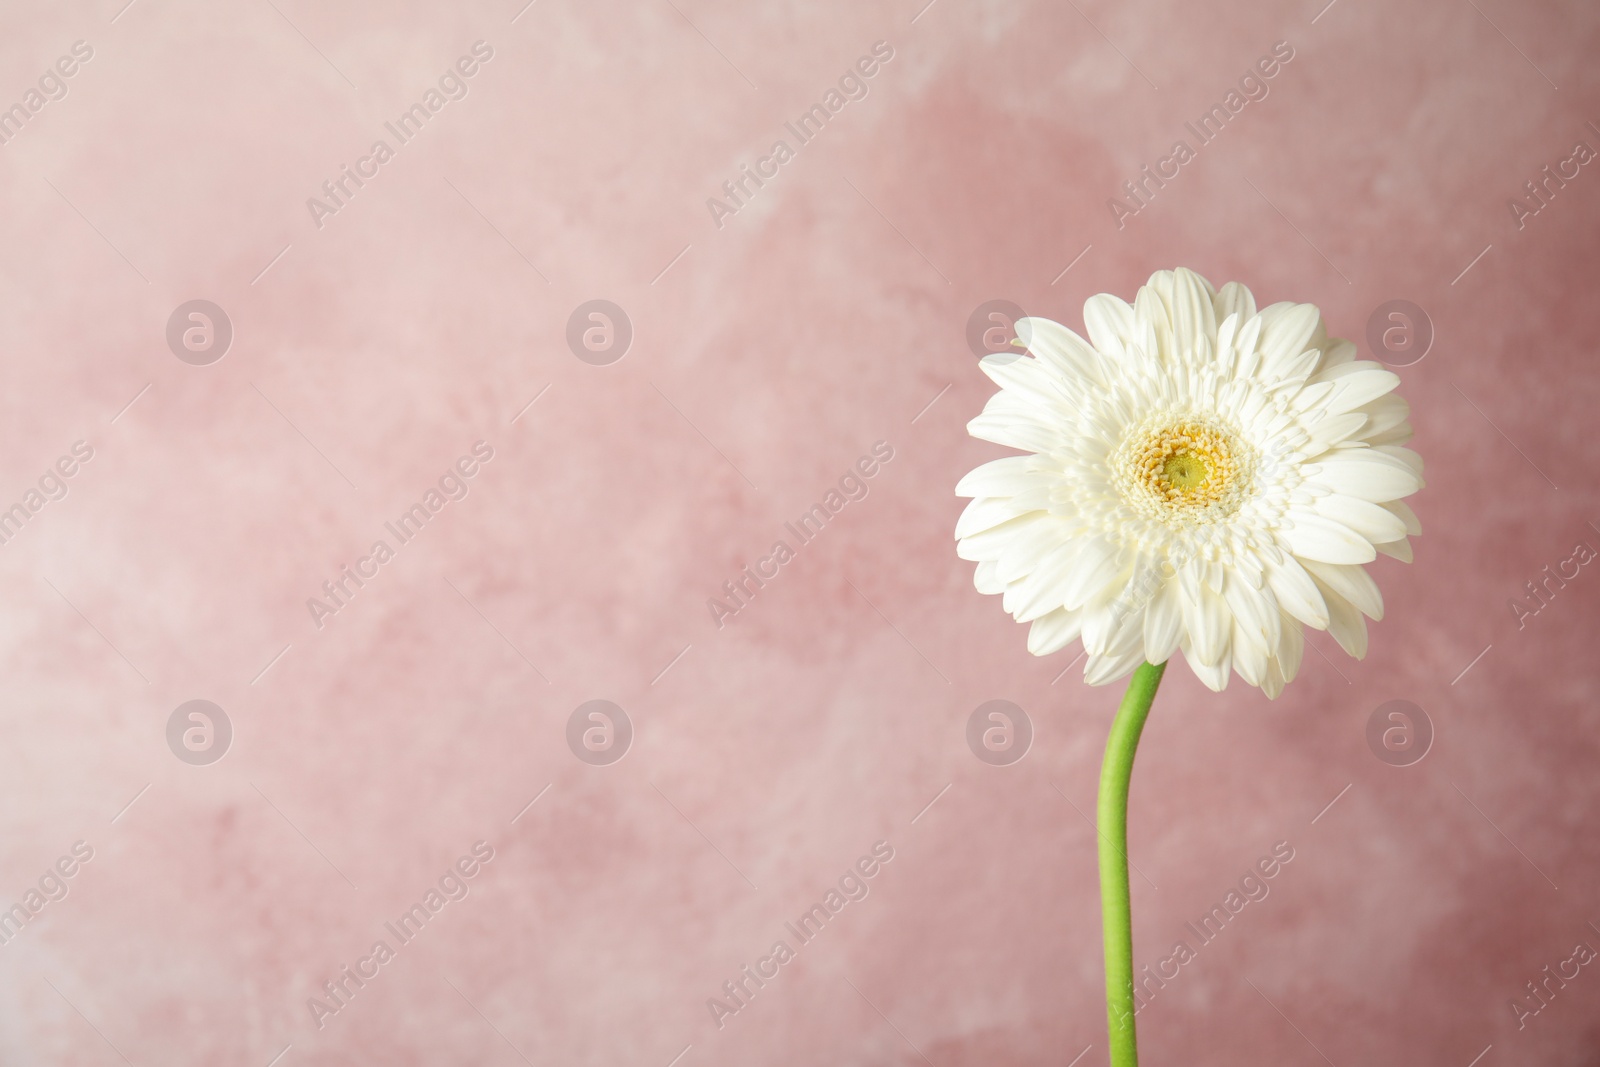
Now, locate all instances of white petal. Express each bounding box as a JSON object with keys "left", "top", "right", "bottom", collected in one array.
[
  {"left": 1364, "top": 422, "right": 1414, "bottom": 447},
  {"left": 956, "top": 514, "right": 1034, "bottom": 562},
  {"left": 1265, "top": 555, "right": 1330, "bottom": 628},
  {"left": 955, "top": 455, "right": 1040, "bottom": 497},
  {"left": 1231, "top": 315, "right": 1265, "bottom": 379},
  {"left": 1142, "top": 577, "right": 1185, "bottom": 663},
  {"left": 1168, "top": 267, "right": 1219, "bottom": 354},
  {"left": 1231, "top": 618, "right": 1269, "bottom": 688},
  {"left": 973, "top": 559, "right": 1005, "bottom": 595},
  {"left": 1081, "top": 593, "right": 1139, "bottom": 655},
  {"left": 1314, "top": 338, "right": 1358, "bottom": 373},
  {"left": 1084, "top": 645, "right": 1146, "bottom": 686},
  {"left": 1313, "top": 581, "right": 1369, "bottom": 659},
  {"left": 1276, "top": 618, "right": 1305, "bottom": 682},
  {"left": 1256, "top": 303, "right": 1322, "bottom": 379},
  {"left": 1082, "top": 294, "right": 1137, "bottom": 360},
  {"left": 1370, "top": 445, "right": 1424, "bottom": 482},
  {"left": 1357, "top": 394, "right": 1410, "bottom": 438},
  {"left": 1272, "top": 348, "right": 1321, "bottom": 384},
  {"left": 1302, "top": 412, "right": 1368, "bottom": 454},
  {"left": 1182, "top": 642, "right": 1231, "bottom": 691},
  {"left": 1213, "top": 280, "right": 1257, "bottom": 325},
  {"left": 1014, "top": 318, "right": 1107, "bottom": 387},
  {"left": 1261, "top": 661, "right": 1285, "bottom": 699},
  {"left": 1223, "top": 572, "right": 1280, "bottom": 653},
  {"left": 1323, "top": 366, "right": 1401, "bottom": 414},
  {"left": 980, "top": 353, "right": 1071, "bottom": 409},
  {"left": 1306, "top": 452, "right": 1422, "bottom": 502},
  {"left": 955, "top": 496, "right": 1030, "bottom": 539},
  {"left": 1006, "top": 543, "right": 1080, "bottom": 621},
  {"left": 1280, "top": 511, "right": 1377, "bottom": 565},
  {"left": 1215, "top": 313, "right": 1240, "bottom": 374},
  {"left": 1382, "top": 498, "right": 1422, "bottom": 536},
  {"left": 960, "top": 396, "right": 1062, "bottom": 454},
  {"left": 1180, "top": 569, "right": 1231, "bottom": 663},
  {"left": 1300, "top": 559, "right": 1384, "bottom": 620},
  {"left": 993, "top": 517, "right": 1073, "bottom": 583},
  {"left": 1312, "top": 494, "right": 1410, "bottom": 544},
  {"left": 1059, "top": 537, "right": 1124, "bottom": 610},
  {"left": 1027, "top": 607, "right": 1083, "bottom": 656},
  {"left": 1375, "top": 537, "right": 1413, "bottom": 563},
  {"left": 1287, "top": 383, "right": 1334, "bottom": 419},
  {"left": 1133, "top": 282, "right": 1175, "bottom": 367}
]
